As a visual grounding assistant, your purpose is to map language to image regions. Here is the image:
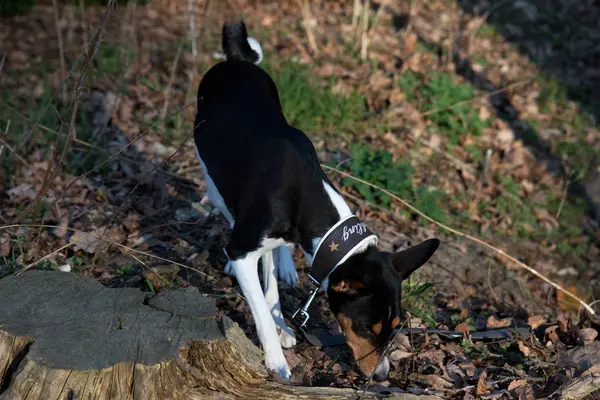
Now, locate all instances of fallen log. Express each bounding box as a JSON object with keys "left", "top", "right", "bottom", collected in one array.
[{"left": 0, "top": 271, "right": 440, "bottom": 400}]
